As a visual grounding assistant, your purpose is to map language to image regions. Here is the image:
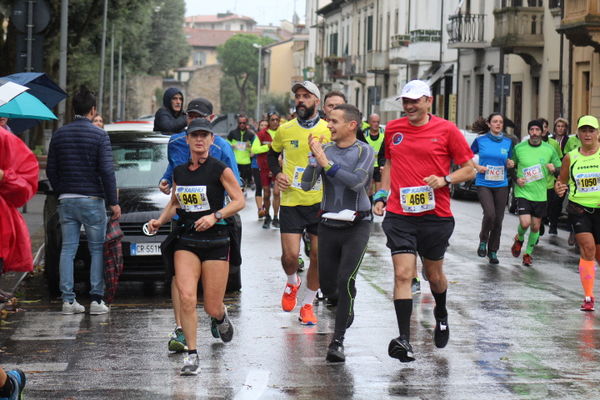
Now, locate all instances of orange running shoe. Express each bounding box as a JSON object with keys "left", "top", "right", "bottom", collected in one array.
[
  {"left": 511, "top": 234, "right": 523, "bottom": 258},
  {"left": 281, "top": 277, "right": 301, "bottom": 312},
  {"left": 581, "top": 296, "right": 595, "bottom": 312},
  {"left": 299, "top": 304, "right": 318, "bottom": 325}
]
